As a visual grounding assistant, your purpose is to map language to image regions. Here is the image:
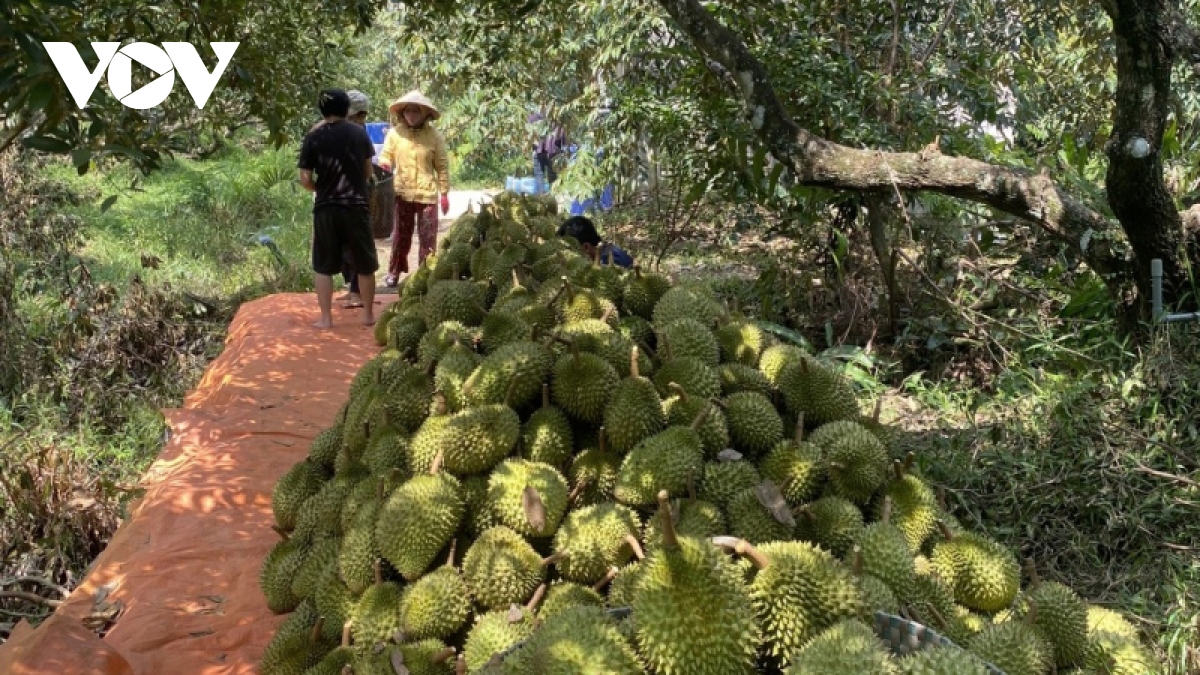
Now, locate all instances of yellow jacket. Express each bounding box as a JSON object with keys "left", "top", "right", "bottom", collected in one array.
[{"left": 379, "top": 123, "right": 450, "bottom": 204}]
